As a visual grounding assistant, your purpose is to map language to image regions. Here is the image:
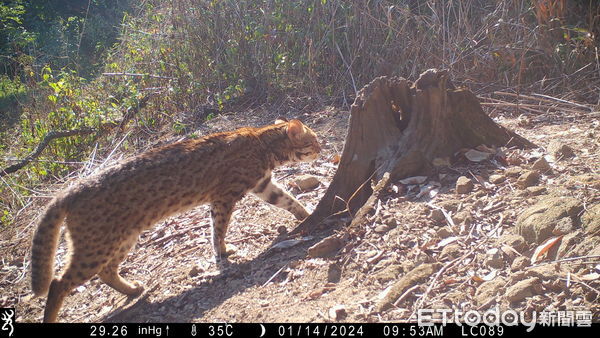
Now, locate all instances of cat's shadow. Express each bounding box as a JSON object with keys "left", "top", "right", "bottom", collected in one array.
[{"left": 101, "top": 224, "right": 339, "bottom": 323}]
